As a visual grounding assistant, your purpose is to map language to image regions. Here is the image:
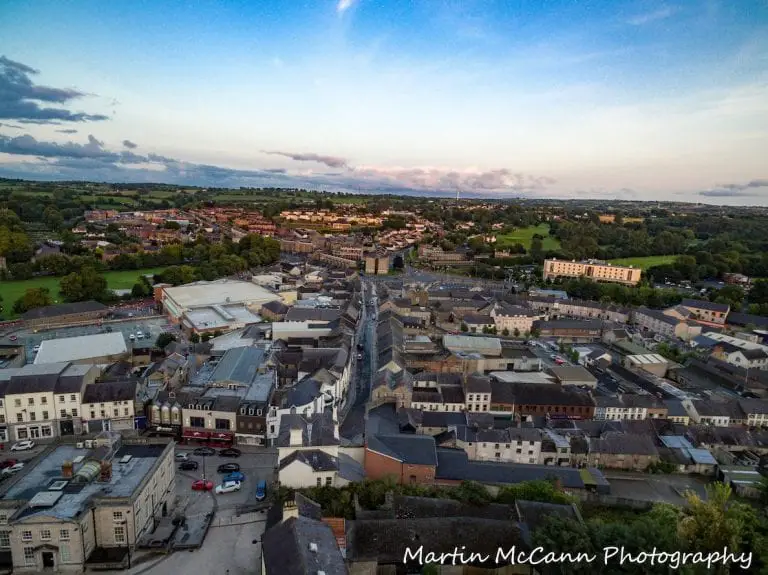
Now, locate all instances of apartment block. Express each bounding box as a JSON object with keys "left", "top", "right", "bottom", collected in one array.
[{"left": 543, "top": 258, "right": 642, "bottom": 285}]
